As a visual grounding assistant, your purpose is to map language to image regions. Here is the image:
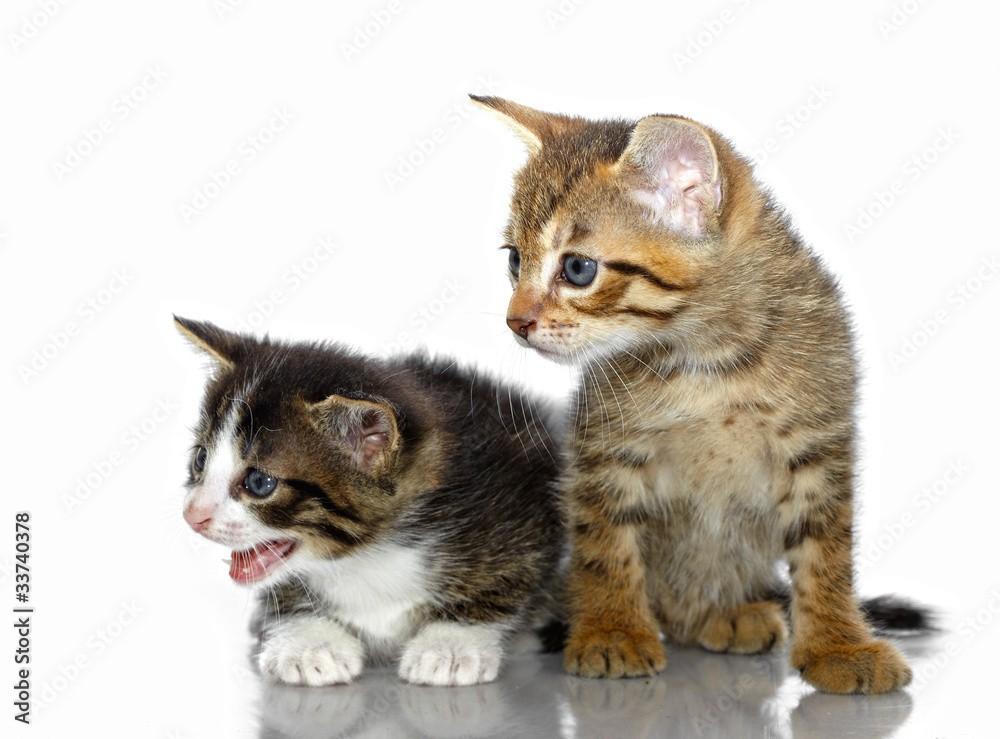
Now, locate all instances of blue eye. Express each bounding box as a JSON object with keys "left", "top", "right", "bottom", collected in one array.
[
  {"left": 244, "top": 469, "right": 278, "bottom": 498},
  {"left": 507, "top": 247, "right": 521, "bottom": 278},
  {"left": 193, "top": 446, "right": 207, "bottom": 472},
  {"left": 563, "top": 255, "right": 598, "bottom": 286}
]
